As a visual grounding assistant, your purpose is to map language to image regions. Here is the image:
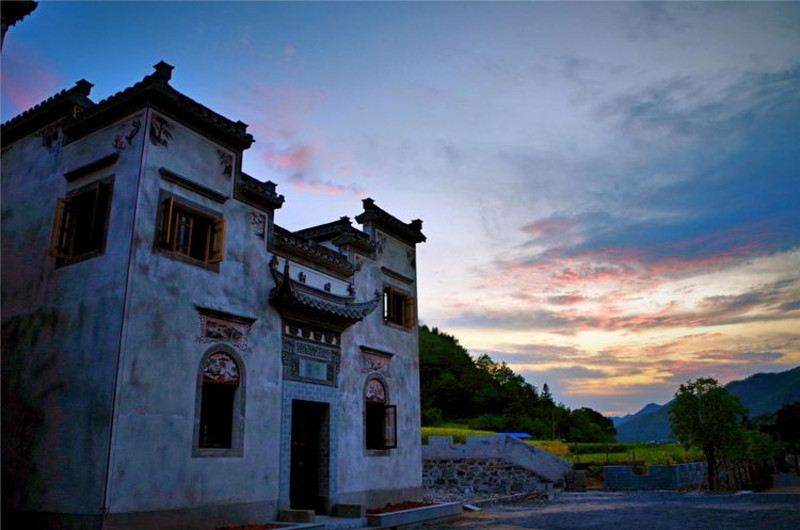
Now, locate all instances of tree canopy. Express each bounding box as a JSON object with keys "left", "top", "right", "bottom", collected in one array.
[
  {"left": 669, "top": 377, "right": 747, "bottom": 489},
  {"left": 419, "top": 325, "right": 614, "bottom": 442}
]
